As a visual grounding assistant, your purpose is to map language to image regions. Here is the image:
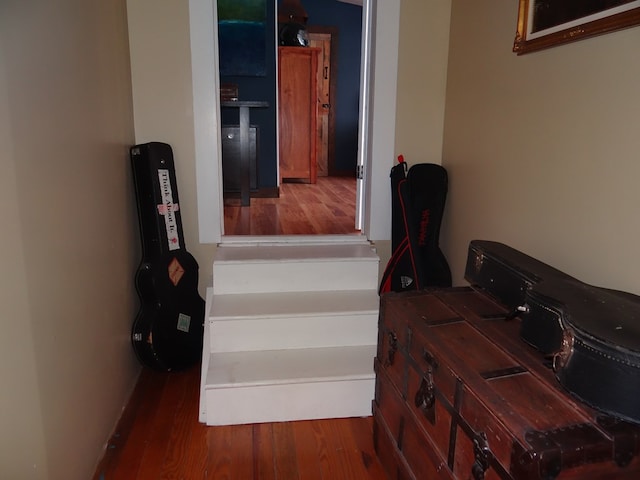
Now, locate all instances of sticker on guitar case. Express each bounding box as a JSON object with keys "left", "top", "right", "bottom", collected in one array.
[
  {"left": 177, "top": 313, "right": 191, "bottom": 333},
  {"left": 168, "top": 257, "right": 185, "bottom": 286},
  {"left": 157, "top": 169, "right": 180, "bottom": 251}
]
